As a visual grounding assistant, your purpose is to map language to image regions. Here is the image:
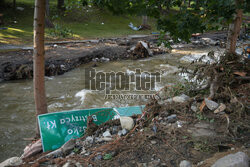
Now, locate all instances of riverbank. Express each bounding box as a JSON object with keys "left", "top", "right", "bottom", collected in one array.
[{"left": 0, "top": 31, "right": 231, "bottom": 82}]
